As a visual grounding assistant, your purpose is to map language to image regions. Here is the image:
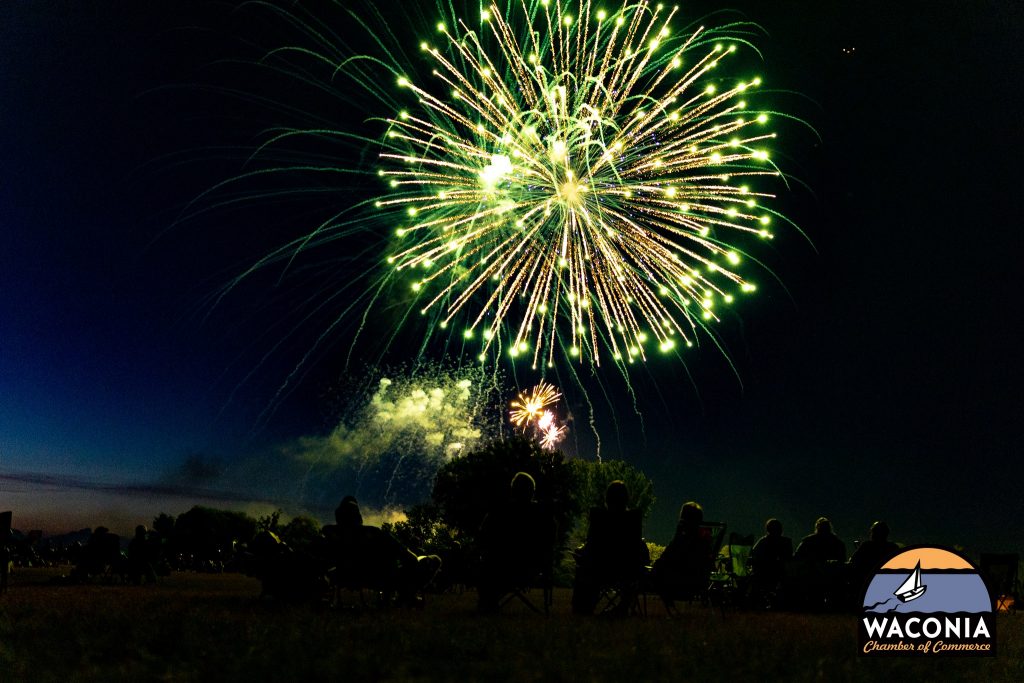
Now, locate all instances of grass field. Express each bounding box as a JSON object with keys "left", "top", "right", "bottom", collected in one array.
[{"left": 0, "top": 568, "right": 1020, "bottom": 682}]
